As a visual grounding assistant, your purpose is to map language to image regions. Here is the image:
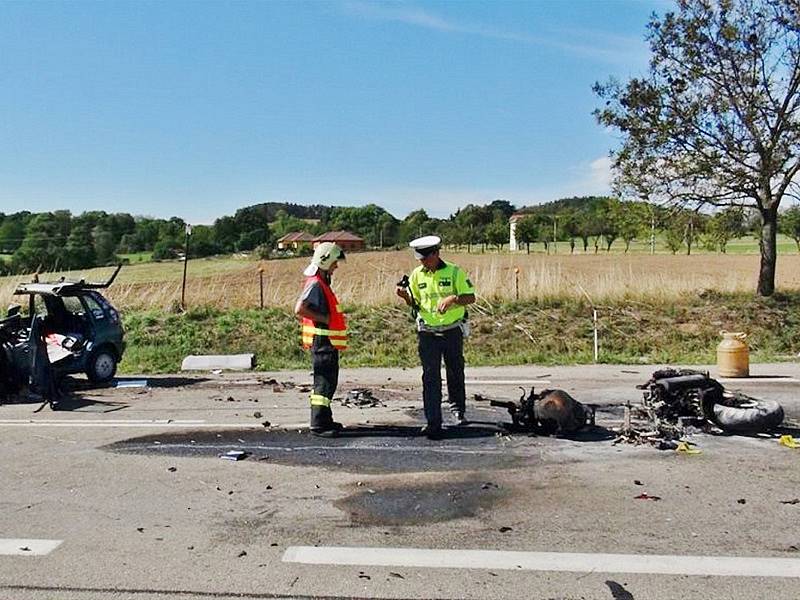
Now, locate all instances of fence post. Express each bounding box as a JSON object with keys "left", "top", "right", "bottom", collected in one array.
[
  {"left": 180, "top": 224, "right": 192, "bottom": 310},
  {"left": 258, "top": 267, "right": 264, "bottom": 309},
  {"left": 593, "top": 308, "right": 599, "bottom": 362}
]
